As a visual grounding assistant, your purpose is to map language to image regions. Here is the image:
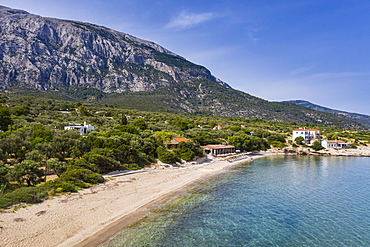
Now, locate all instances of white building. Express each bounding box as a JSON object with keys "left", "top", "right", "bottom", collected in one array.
[
  {"left": 64, "top": 122, "right": 94, "bottom": 135},
  {"left": 292, "top": 128, "right": 321, "bottom": 142},
  {"left": 321, "top": 140, "right": 350, "bottom": 149},
  {"left": 201, "top": 144, "right": 235, "bottom": 156}
]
